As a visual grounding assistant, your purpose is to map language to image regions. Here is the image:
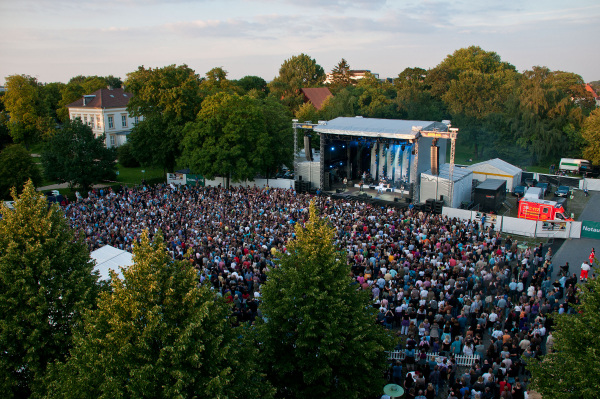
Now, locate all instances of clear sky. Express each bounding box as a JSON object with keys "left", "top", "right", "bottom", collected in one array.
[{"left": 1, "top": 0, "right": 598, "bottom": 85}]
